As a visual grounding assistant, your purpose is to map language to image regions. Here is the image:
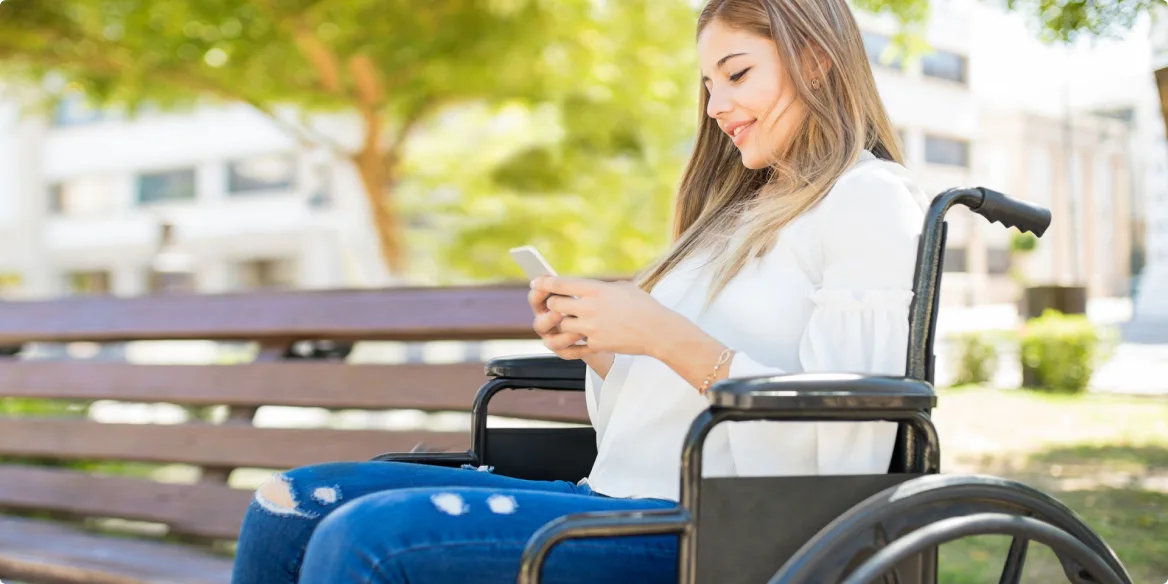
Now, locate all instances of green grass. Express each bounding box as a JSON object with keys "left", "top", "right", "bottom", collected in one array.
[{"left": 934, "top": 387, "right": 1168, "bottom": 583}]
